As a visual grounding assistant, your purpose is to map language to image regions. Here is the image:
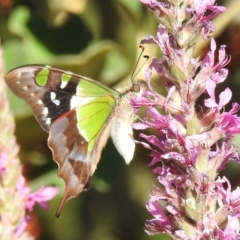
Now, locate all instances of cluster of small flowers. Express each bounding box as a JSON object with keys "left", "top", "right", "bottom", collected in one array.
[
  {"left": 0, "top": 48, "right": 58, "bottom": 239},
  {"left": 133, "top": 0, "right": 240, "bottom": 239}
]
